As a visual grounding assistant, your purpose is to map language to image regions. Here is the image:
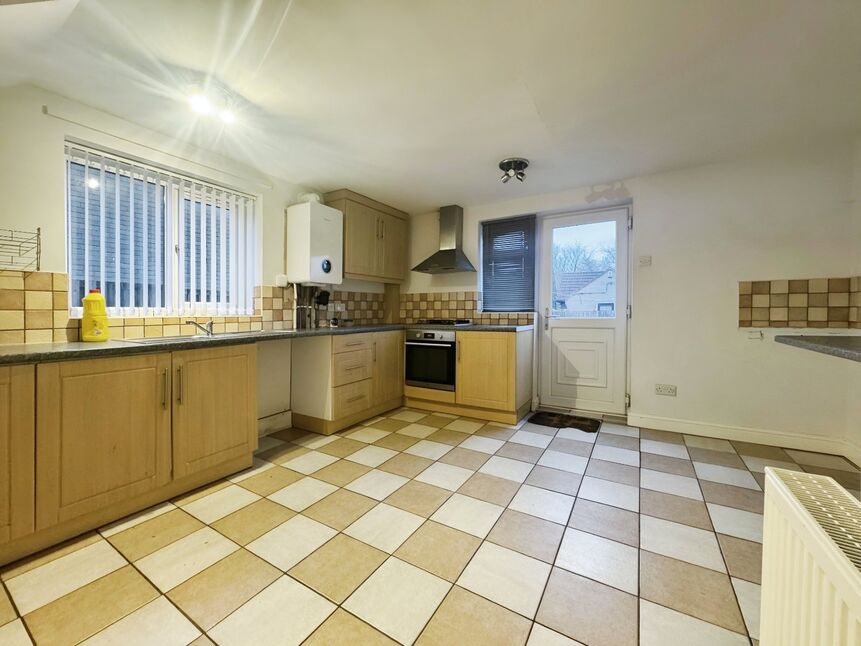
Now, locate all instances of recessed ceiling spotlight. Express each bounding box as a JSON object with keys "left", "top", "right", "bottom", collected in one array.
[
  {"left": 188, "top": 93, "right": 212, "bottom": 115},
  {"left": 499, "top": 158, "right": 529, "bottom": 183},
  {"left": 219, "top": 109, "right": 236, "bottom": 124}
]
